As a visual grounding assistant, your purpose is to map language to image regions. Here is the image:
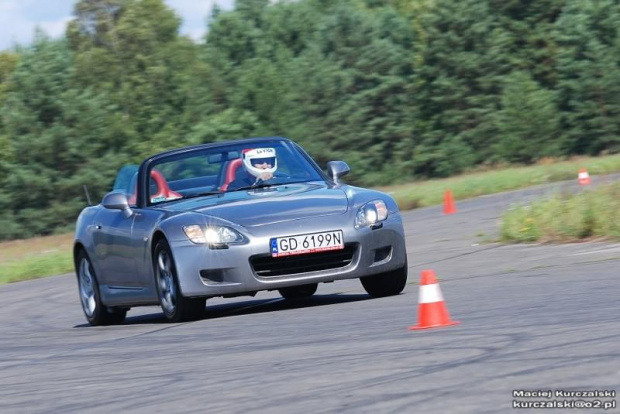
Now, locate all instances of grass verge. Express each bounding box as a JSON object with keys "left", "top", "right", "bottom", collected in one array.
[
  {"left": 383, "top": 154, "right": 620, "bottom": 210},
  {"left": 3, "top": 154, "right": 620, "bottom": 284},
  {"left": 0, "top": 233, "right": 74, "bottom": 284},
  {"left": 500, "top": 182, "right": 620, "bottom": 243}
]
